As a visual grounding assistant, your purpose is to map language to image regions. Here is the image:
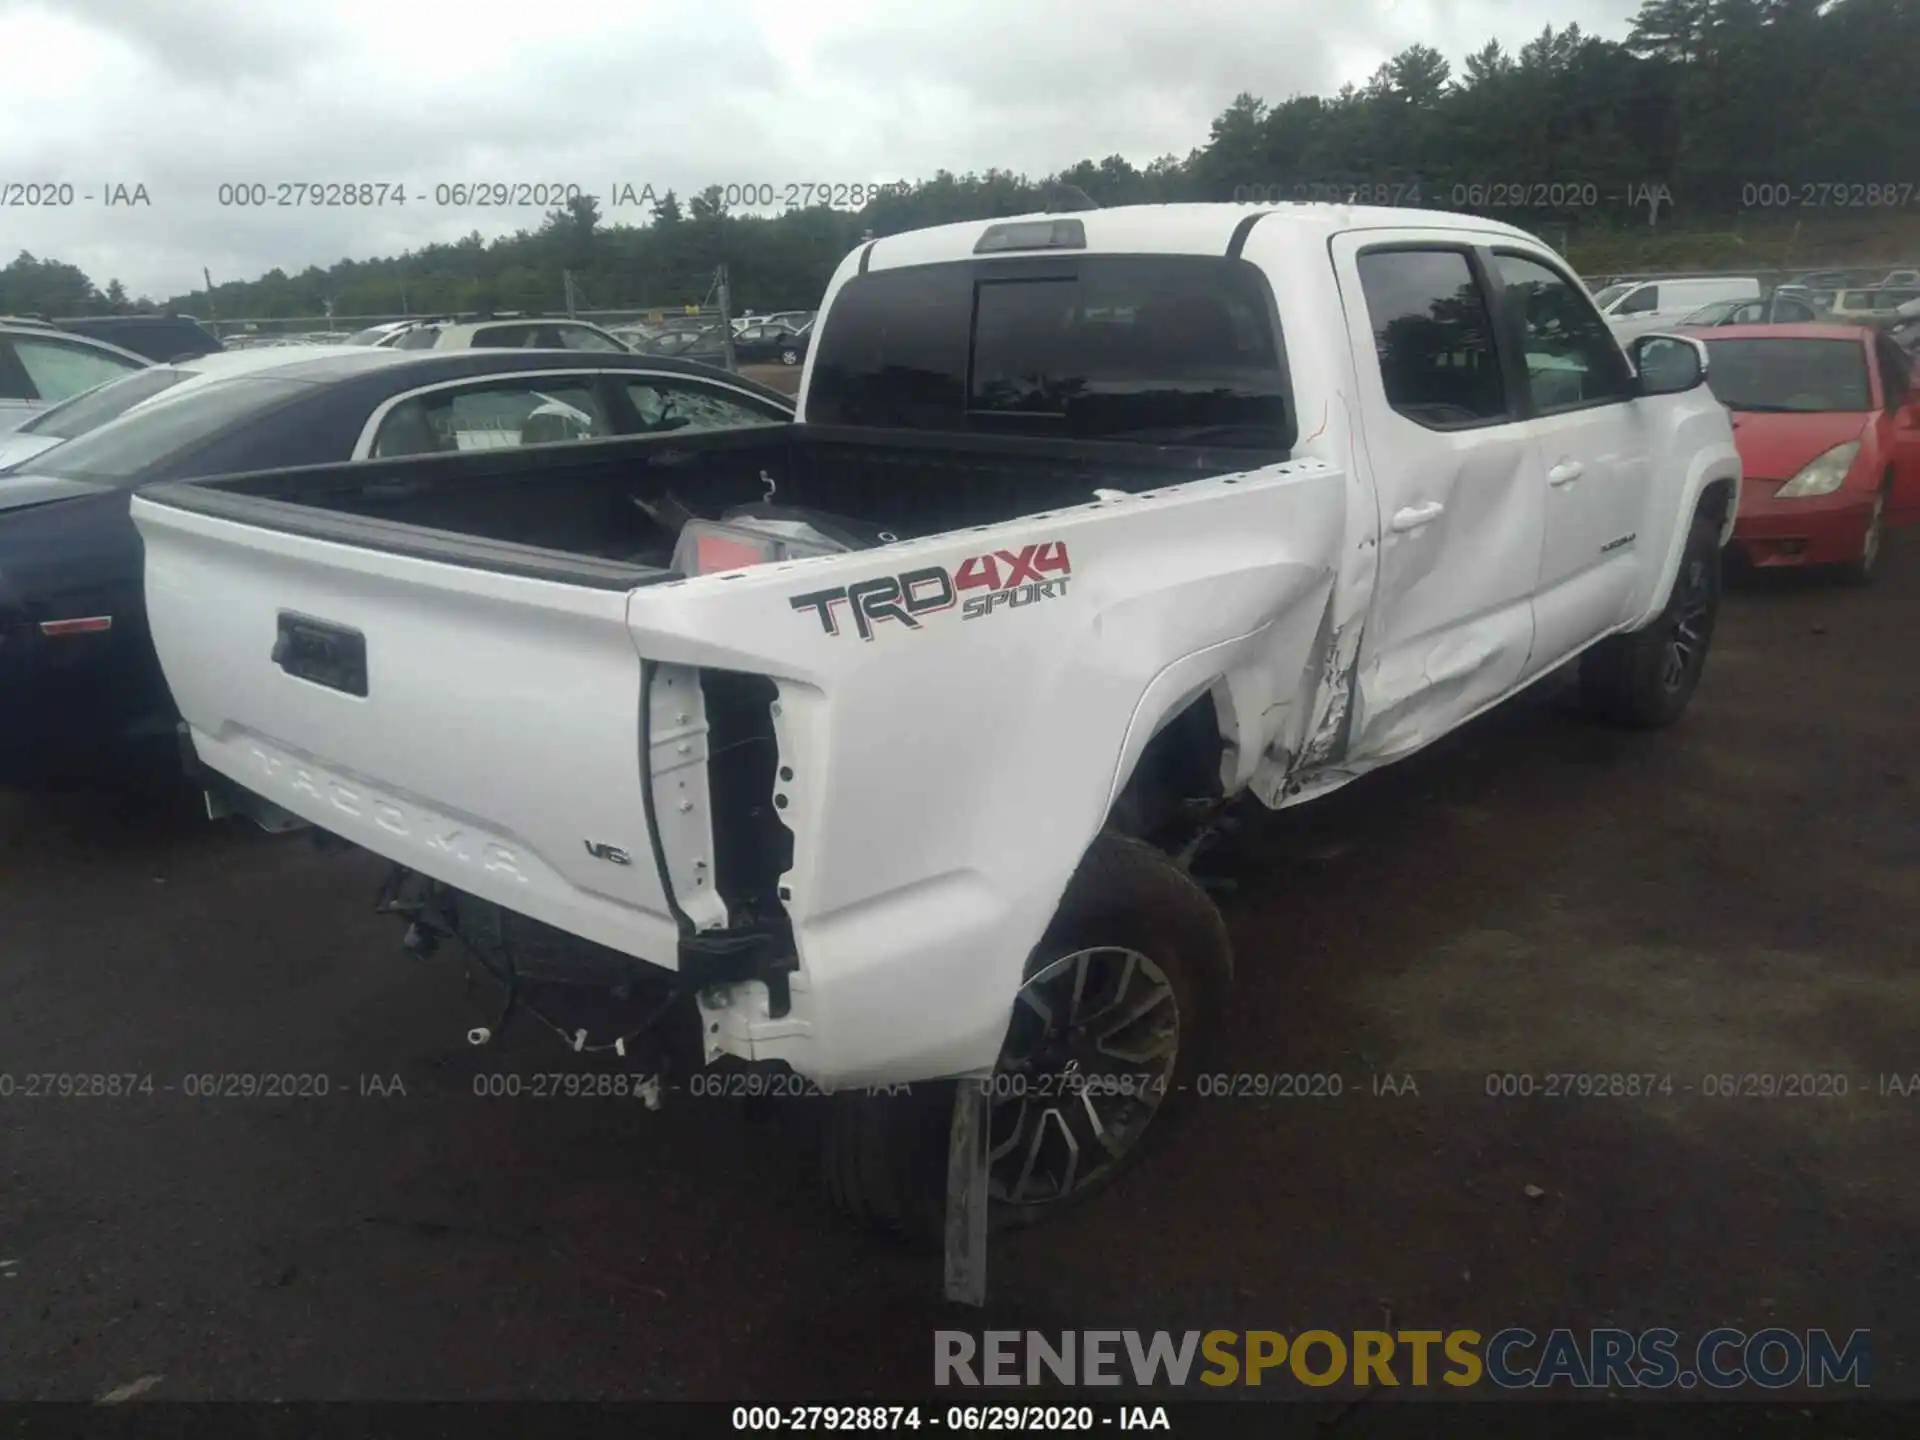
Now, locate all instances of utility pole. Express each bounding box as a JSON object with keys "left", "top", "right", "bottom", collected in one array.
[
  {"left": 717, "top": 263, "right": 738, "bottom": 372},
  {"left": 564, "top": 270, "right": 578, "bottom": 318},
  {"left": 203, "top": 266, "right": 218, "bottom": 335}
]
